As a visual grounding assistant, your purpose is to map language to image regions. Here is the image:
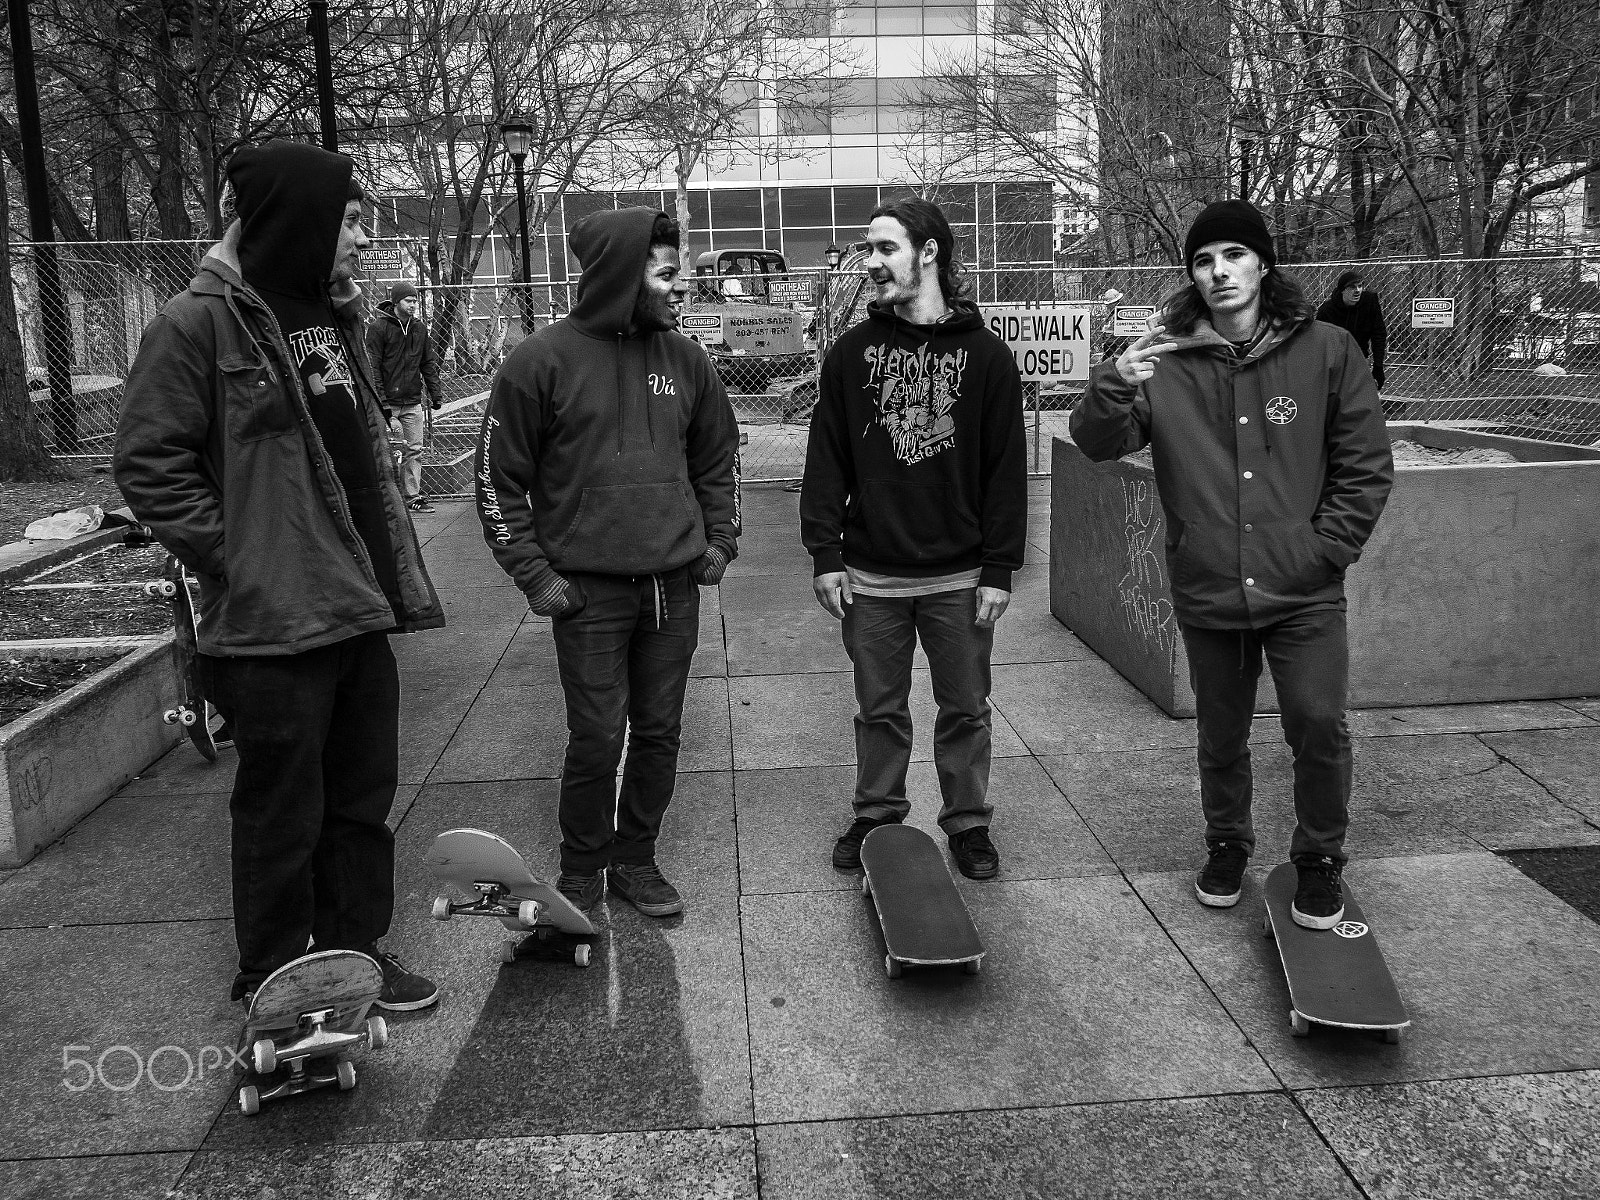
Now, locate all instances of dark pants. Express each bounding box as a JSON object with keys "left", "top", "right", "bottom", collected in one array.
[
  {"left": 1181, "top": 608, "right": 1352, "bottom": 862},
  {"left": 552, "top": 568, "right": 699, "bottom": 874},
  {"left": 200, "top": 631, "right": 399, "bottom": 999},
  {"left": 841, "top": 588, "right": 995, "bottom": 834}
]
